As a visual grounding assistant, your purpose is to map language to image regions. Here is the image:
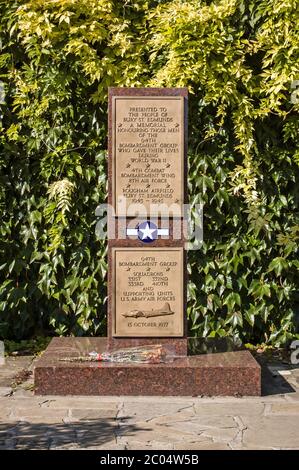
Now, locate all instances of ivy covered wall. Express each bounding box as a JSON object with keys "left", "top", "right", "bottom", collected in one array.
[{"left": 0, "top": 0, "right": 298, "bottom": 344}]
